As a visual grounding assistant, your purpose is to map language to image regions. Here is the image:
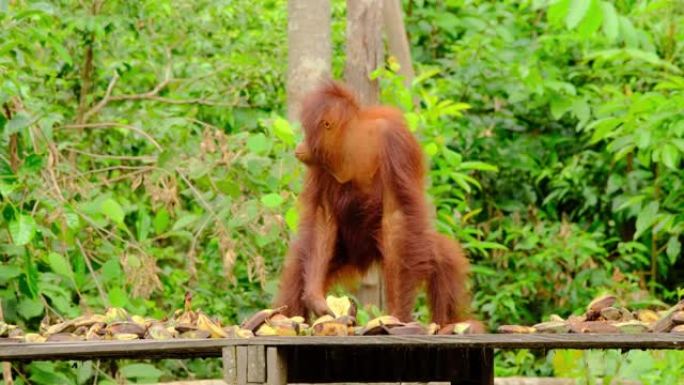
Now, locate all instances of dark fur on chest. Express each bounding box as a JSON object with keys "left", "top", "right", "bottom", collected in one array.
[{"left": 328, "top": 181, "right": 383, "bottom": 269}]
